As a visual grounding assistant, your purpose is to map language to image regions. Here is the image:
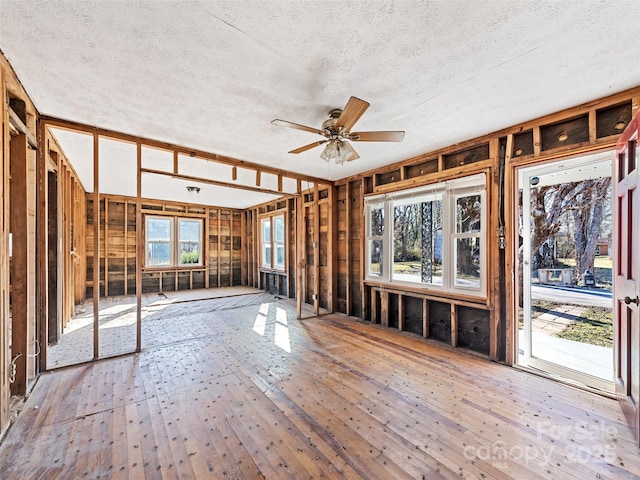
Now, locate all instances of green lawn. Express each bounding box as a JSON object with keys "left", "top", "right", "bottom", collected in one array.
[{"left": 531, "top": 300, "right": 613, "bottom": 348}]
